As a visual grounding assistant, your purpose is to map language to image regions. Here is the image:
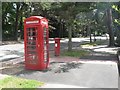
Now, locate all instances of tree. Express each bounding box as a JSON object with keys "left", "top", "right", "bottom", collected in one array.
[
  {"left": 0, "top": 1, "right": 2, "bottom": 44},
  {"left": 14, "top": 3, "right": 20, "bottom": 41},
  {"left": 14, "top": 2, "right": 28, "bottom": 41},
  {"left": 2, "top": 2, "right": 15, "bottom": 40},
  {"left": 106, "top": 8, "right": 114, "bottom": 46},
  {"left": 93, "top": 2, "right": 115, "bottom": 46},
  {"left": 112, "top": 2, "right": 120, "bottom": 46},
  {"left": 30, "top": 2, "right": 94, "bottom": 51},
  {"left": 49, "top": 2, "right": 95, "bottom": 51}
]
